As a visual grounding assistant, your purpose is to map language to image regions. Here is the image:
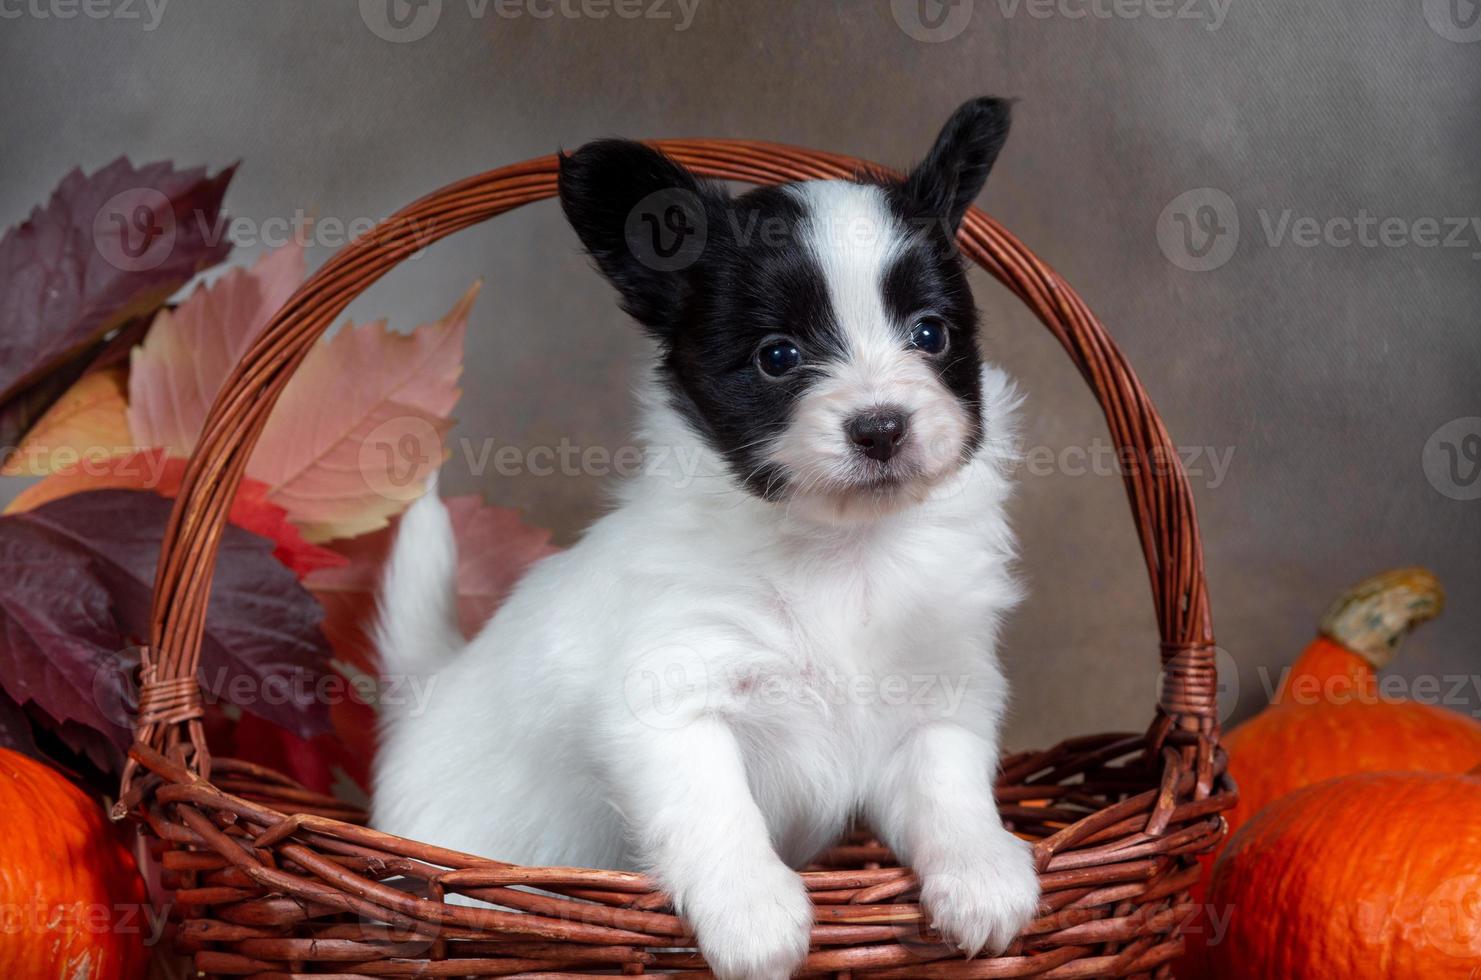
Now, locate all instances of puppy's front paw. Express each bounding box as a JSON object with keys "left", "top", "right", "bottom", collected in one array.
[
  {"left": 918, "top": 828, "right": 1041, "bottom": 958},
  {"left": 687, "top": 863, "right": 813, "bottom": 980}
]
